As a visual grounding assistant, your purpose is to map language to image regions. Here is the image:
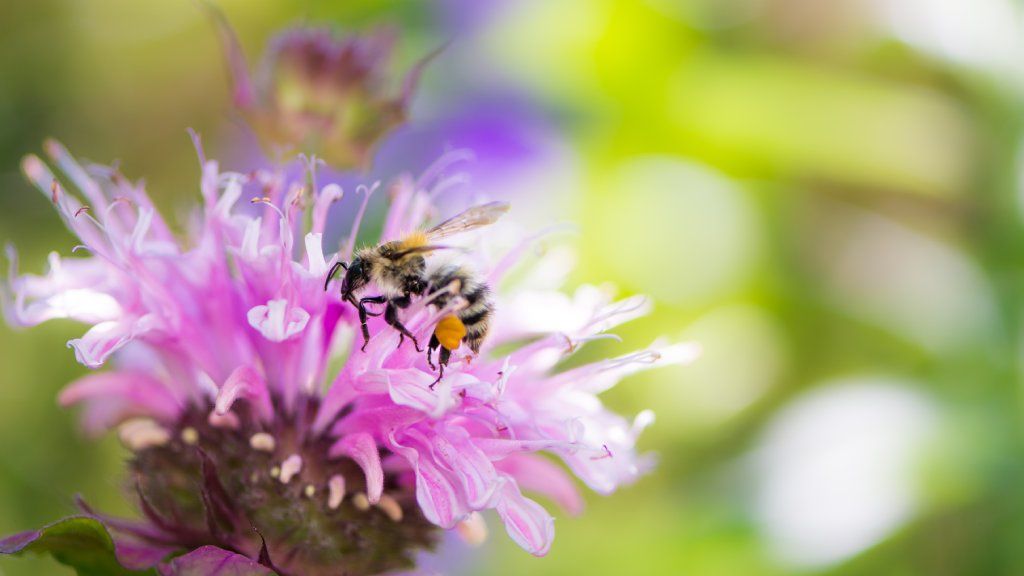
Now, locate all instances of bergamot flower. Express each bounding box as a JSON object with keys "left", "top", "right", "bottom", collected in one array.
[
  {"left": 1, "top": 138, "right": 697, "bottom": 575},
  {"left": 214, "top": 17, "right": 440, "bottom": 170}
]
